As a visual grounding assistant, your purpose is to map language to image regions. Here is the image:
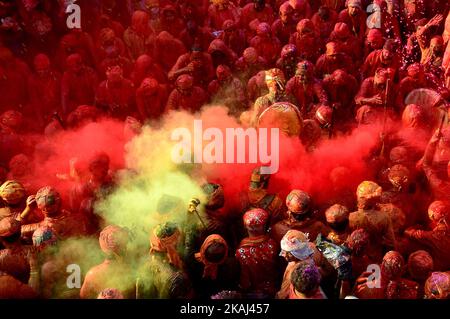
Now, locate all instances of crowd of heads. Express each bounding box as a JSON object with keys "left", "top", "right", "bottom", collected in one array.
[{"left": 0, "top": 0, "right": 450, "bottom": 299}]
